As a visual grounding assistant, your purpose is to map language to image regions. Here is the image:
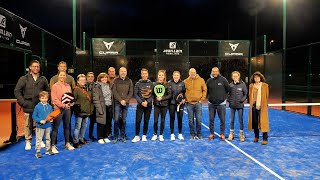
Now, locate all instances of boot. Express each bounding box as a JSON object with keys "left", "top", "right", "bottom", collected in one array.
[
  {"left": 239, "top": 130, "right": 245, "bottom": 142},
  {"left": 227, "top": 130, "right": 234, "bottom": 141},
  {"left": 261, "top": 132, "right": 268, "bottom": 145},
  {"left": 254, "top": 129, "right": 259, "bottom": 142}
]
